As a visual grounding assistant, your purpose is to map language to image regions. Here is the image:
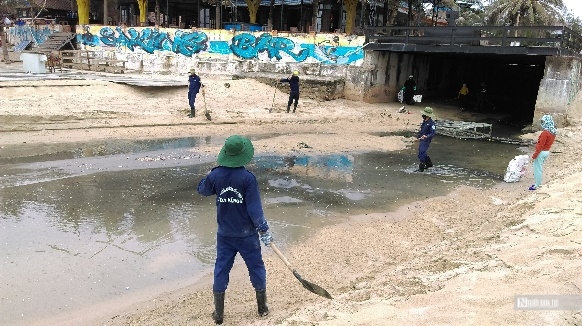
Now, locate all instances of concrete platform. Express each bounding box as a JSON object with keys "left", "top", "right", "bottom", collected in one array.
[{"left": 0, "top": 60, "right": 187, "bottom": 87}]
